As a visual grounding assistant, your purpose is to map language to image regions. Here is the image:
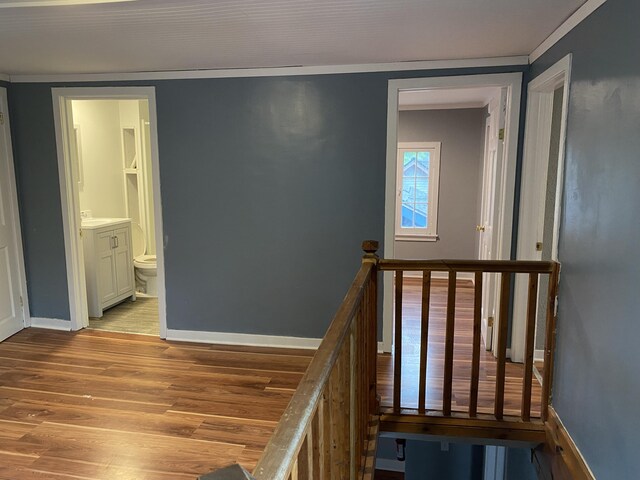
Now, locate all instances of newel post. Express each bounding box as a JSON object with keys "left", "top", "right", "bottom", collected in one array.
[{"left": 361, "top": 240, "right": 379, "bottom": 414}]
